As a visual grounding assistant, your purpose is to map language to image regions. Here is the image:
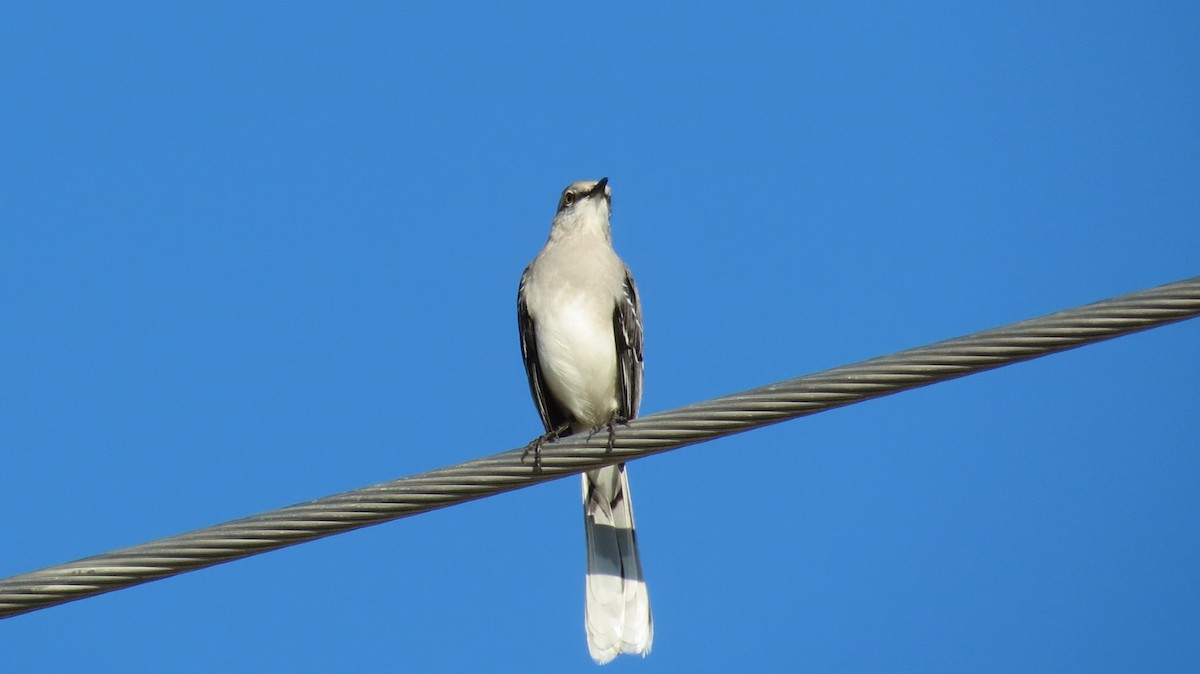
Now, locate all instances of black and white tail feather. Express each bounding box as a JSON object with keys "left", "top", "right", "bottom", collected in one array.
[{"left": 582, "top": 463, "right": 653, "bottom": 663}]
